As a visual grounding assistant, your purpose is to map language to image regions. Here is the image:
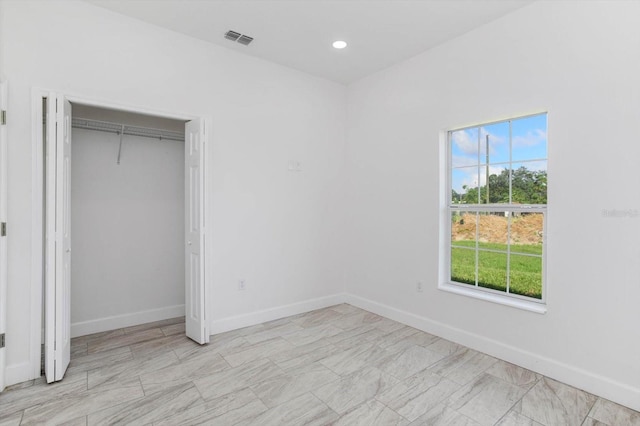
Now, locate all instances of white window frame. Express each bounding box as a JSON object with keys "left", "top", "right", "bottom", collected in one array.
[{"left": 439, "top": 113, "right": 548, "bottom": 314}]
